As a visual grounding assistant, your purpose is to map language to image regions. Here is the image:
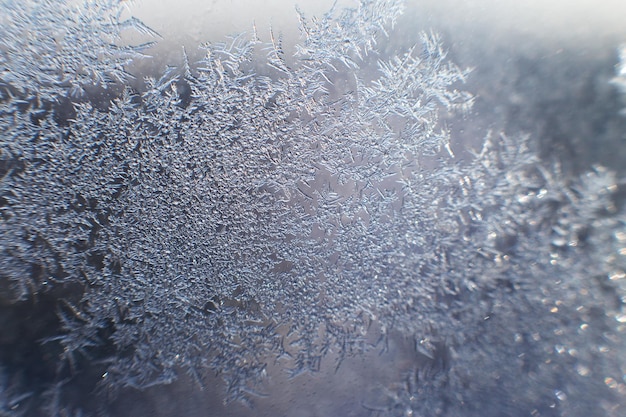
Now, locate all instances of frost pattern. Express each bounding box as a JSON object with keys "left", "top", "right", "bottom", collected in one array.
[
  {"left": 0, "top": 0, "right": 157, "bottom": 102},
  {"left": 1, "top": 0, "right": 625, "bottom": 415}
]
